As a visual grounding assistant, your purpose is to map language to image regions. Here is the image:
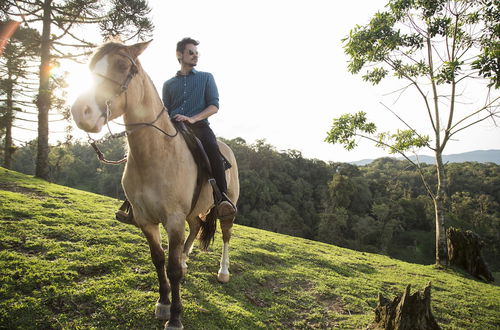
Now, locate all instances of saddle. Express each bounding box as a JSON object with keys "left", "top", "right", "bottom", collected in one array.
[{"left": 173, "top": 120, "right": 232, "bottom": 211}]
